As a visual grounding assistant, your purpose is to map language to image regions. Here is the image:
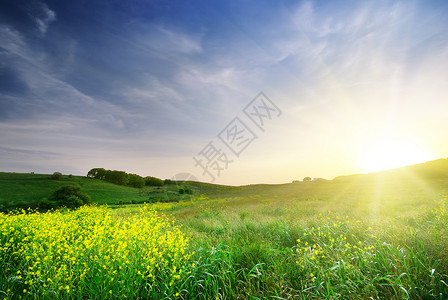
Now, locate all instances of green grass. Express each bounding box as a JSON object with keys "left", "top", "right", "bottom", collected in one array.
[
  {"left": 165, "top": 162, "right": 448, "bottom": 299},
  {"left": 101, "top": 167, "right": 448, "bottom": 298},
  {"left": 170, "top": 193, "right": 448, "bottom": 299},
  {"left": 1, "top": 159, "right": 448, "bottom": 298}
]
